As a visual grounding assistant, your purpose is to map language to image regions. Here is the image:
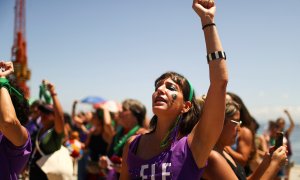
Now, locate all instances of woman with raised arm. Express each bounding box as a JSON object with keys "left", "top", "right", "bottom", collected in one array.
[
  {"left": 276, "top": 109, "right": 295, "bottom": 180},
  {"left": 29, "top": 79, "right": 66, "bottom": 179},
  {"left": 120, "top": 0, "right": 228, "bottom": 179},
  {"left": 0, "top": 61, "right": 31, "bottom": 179}
]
